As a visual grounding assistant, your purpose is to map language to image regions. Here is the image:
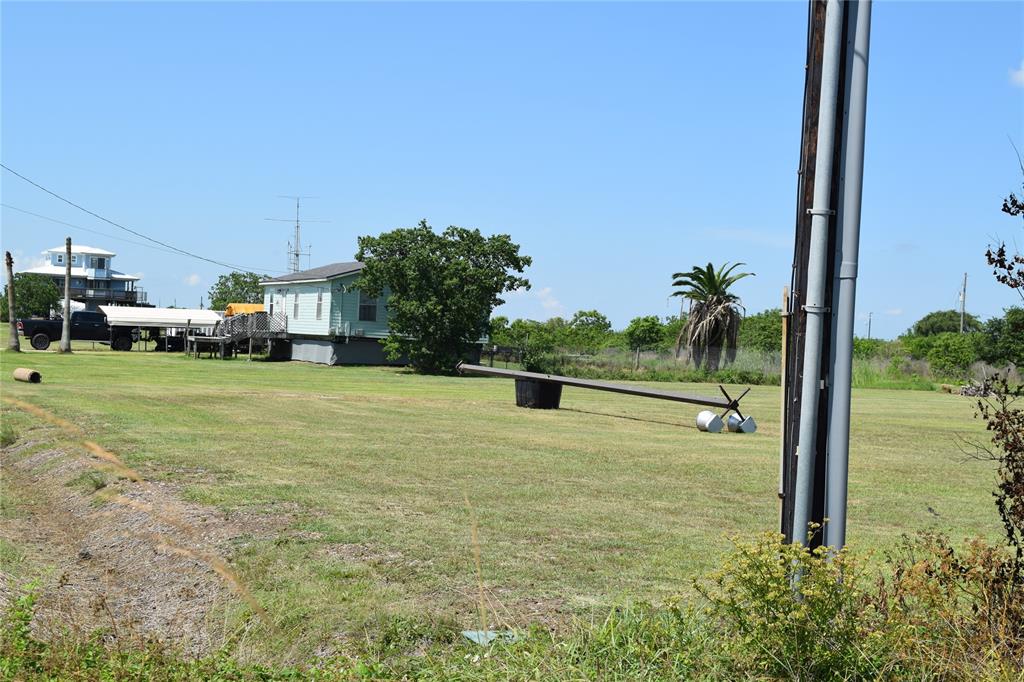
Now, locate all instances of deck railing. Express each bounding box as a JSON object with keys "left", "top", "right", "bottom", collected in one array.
[{"left": 216, "top": 311, "right": 288, "bottom": 341}]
